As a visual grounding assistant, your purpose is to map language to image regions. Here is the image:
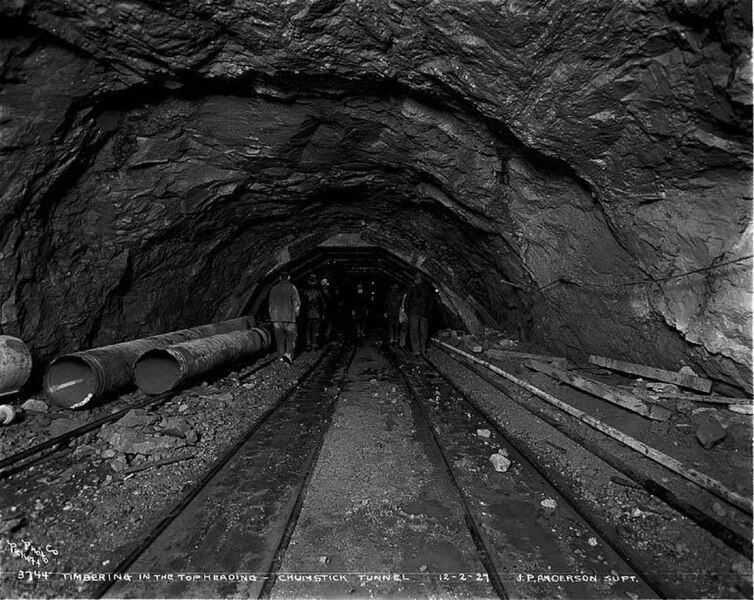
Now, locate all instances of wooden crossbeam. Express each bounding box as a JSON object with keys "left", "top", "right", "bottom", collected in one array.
[
  {"left": 524, "top": 359, "right": 665, "bottom": 421},
  {"left": 589, "top": 355, "right": 712, "bottom": 393}
]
